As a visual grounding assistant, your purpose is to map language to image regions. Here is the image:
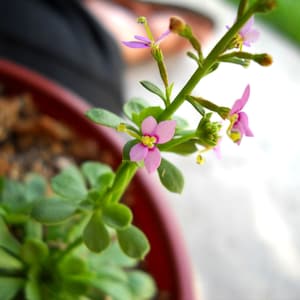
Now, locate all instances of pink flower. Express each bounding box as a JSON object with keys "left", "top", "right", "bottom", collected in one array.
[
  {"left": 239, "top": 17, "right": 260, "bottom": 47},
  {"left": 122, "top": 29, "right": 170, "bottom": 49},
  {"left": 130, "top": 116, "right": 176, "bottom": 173},
  {"left": 228, "top": 85, "right": 254, "bottom": 145}
]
